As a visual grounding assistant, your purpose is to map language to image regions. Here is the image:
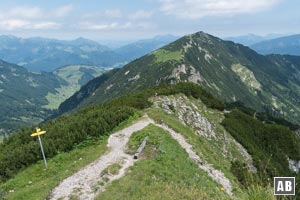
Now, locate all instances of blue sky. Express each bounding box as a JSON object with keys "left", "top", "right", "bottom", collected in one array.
[{"left": 0, "top": 0, "right": 299, "bottom": 41}]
